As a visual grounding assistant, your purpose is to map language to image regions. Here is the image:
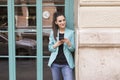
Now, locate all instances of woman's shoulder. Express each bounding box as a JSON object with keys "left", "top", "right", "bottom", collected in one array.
[{"left": 50, "top": 29, "right": 53, "bottom": 34}]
